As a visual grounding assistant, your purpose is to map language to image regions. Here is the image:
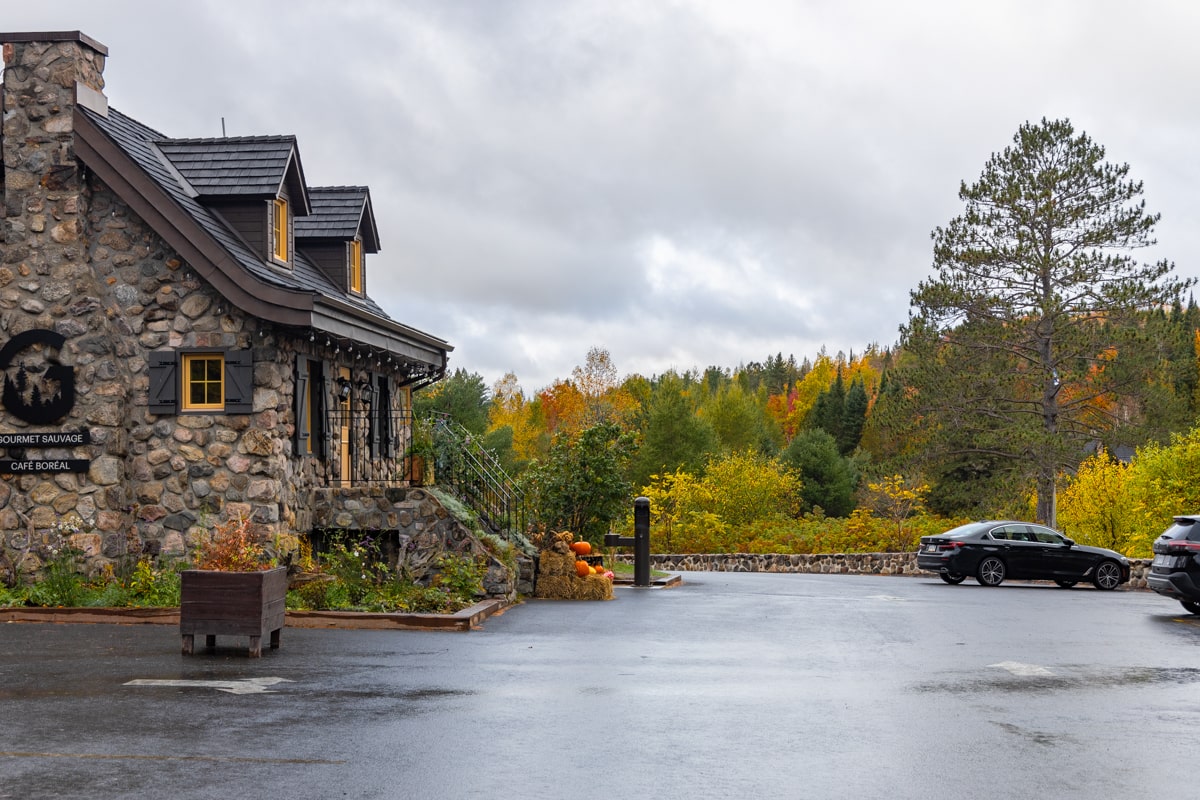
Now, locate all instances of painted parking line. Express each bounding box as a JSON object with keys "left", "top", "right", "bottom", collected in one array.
[
  {"left": 124, "top": 677, "right": 293, "bottom": 695},
  {"left": 989, "top": 661, "right": 1054, "bottom": 677}
]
